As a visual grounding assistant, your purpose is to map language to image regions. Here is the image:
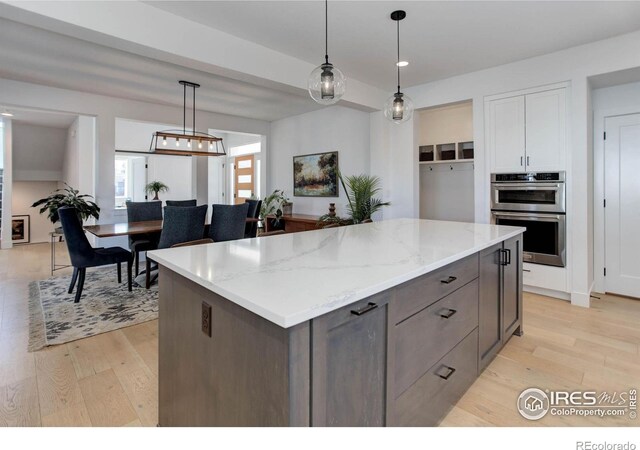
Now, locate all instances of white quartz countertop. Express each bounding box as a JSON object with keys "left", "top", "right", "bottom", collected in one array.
[{"left": 148, "top": 218, "right": 525, "bottom": 328}]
